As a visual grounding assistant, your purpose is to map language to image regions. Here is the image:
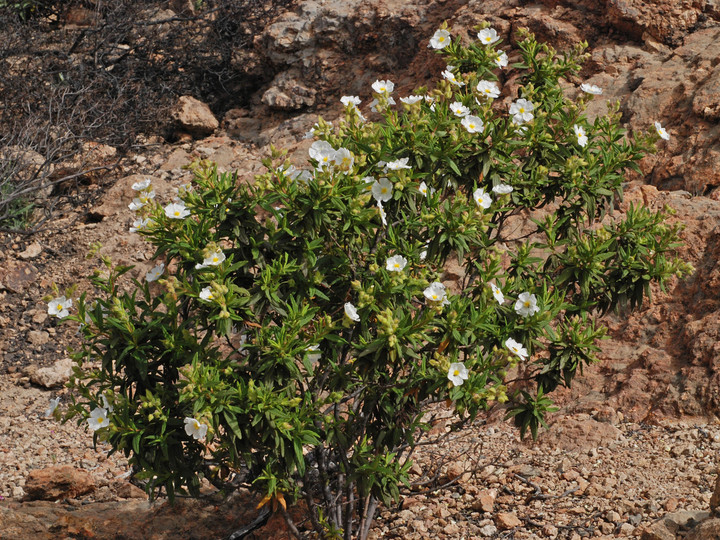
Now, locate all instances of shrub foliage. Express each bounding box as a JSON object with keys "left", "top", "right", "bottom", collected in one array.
[{"left": 65, "top": 27, "right": 690, "bottom": 539}]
